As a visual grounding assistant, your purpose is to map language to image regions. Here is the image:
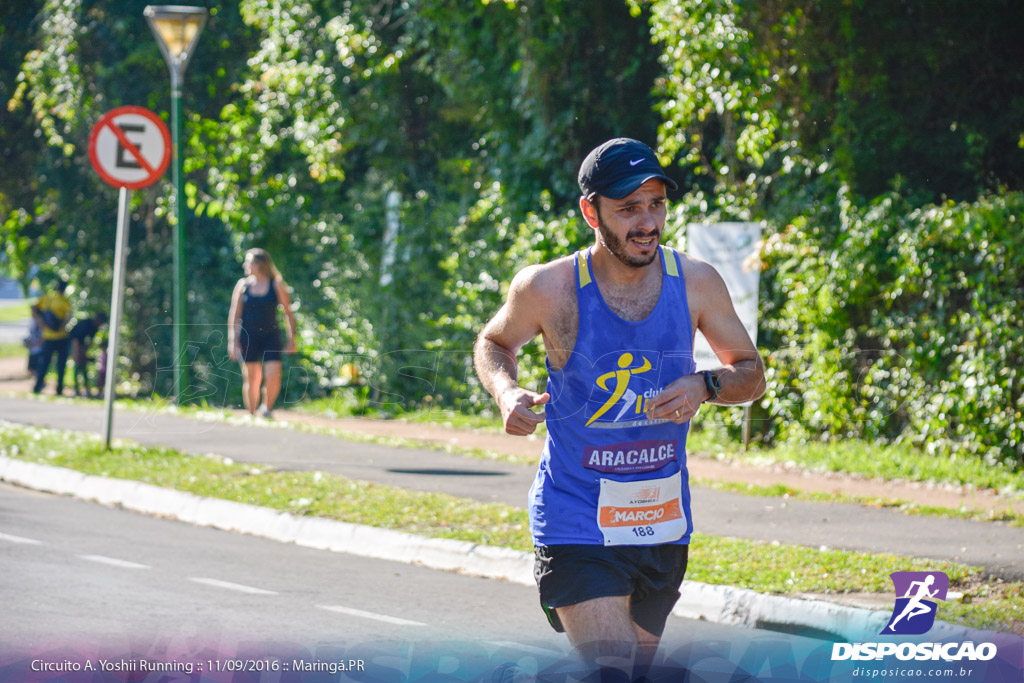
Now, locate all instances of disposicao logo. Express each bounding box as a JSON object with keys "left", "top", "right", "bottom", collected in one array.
[
  {"left": 831, "top": 571, "right": 998, "bottom": 663},
  {"left": 883, "top": 571, "right": 948, "bottom": 635}
]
